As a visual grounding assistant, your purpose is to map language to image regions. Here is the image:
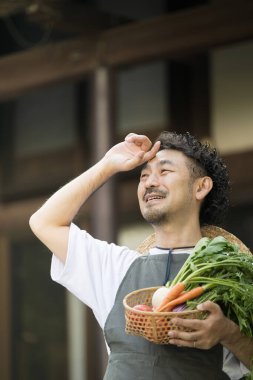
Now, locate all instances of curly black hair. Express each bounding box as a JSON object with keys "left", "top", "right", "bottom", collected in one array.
[{"left": 155, "top": 131, "right": 231, "bottom": 226}]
